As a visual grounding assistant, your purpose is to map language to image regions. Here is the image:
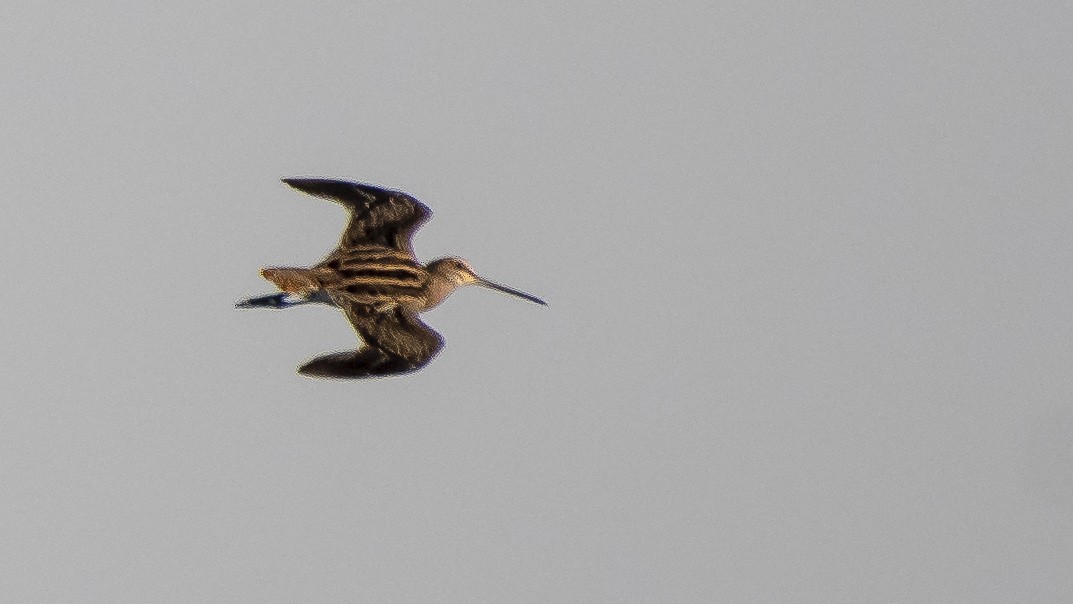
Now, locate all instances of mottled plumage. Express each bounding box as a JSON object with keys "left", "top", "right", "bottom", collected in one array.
[{"left": 238, "top": 178, "right": 545, "bottom": 379}]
